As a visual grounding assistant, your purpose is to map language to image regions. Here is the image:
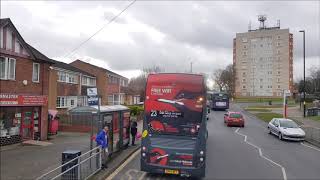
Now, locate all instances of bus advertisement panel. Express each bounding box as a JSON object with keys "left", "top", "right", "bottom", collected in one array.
[{"left": 141, "top": 73, "right": 207, "bottom": 178}]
